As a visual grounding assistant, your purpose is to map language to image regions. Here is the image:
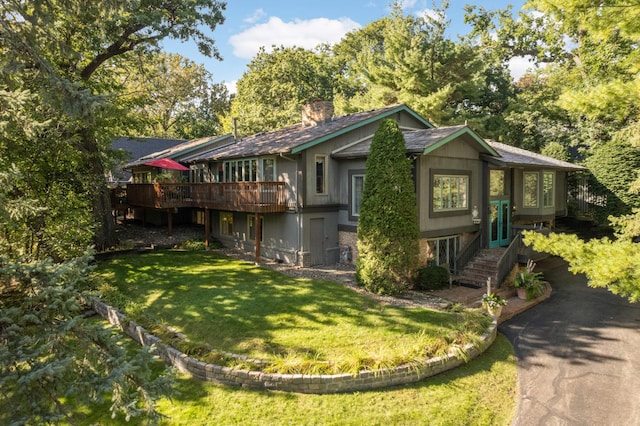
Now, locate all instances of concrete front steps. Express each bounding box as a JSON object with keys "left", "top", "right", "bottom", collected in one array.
[{"left": 454, "top": 248, "right": 506, "bottom": 289}]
